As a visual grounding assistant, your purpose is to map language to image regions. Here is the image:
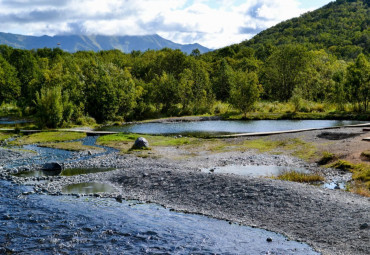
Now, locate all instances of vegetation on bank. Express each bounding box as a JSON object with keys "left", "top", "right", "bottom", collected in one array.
[
  {"left": 10, "top": 131, "right": 86, "bottom": 145},
  {"left": 325, "top": 159, "right": 370, "bottom": 196},
  {"left": 39, "top": 141, "right": 103, "bottom": 152},
  {"left": 0, "top": 1, "right": 368, "bottom": 128},
  {"left": 275, "top": 171, "right": 324, "bottom": 183}
]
